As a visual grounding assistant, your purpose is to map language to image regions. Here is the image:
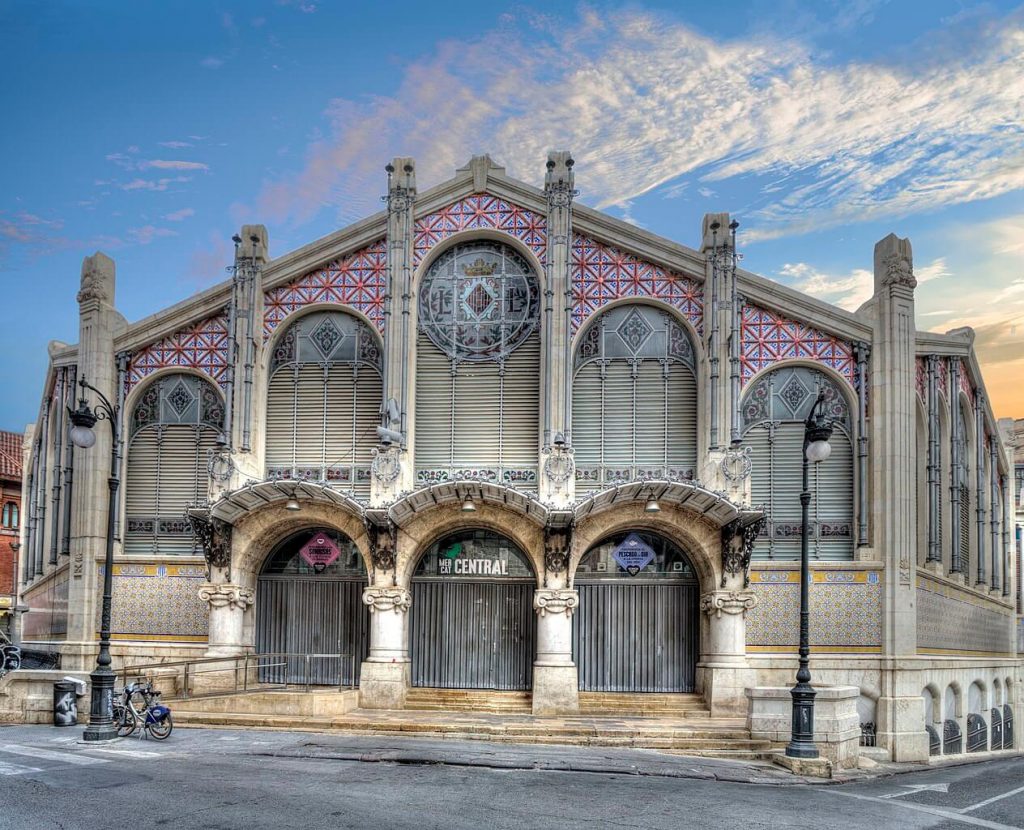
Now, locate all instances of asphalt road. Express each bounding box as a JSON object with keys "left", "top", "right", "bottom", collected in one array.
[{"left": 1, "top": 725, "right": 1023, "bottom": 829}]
